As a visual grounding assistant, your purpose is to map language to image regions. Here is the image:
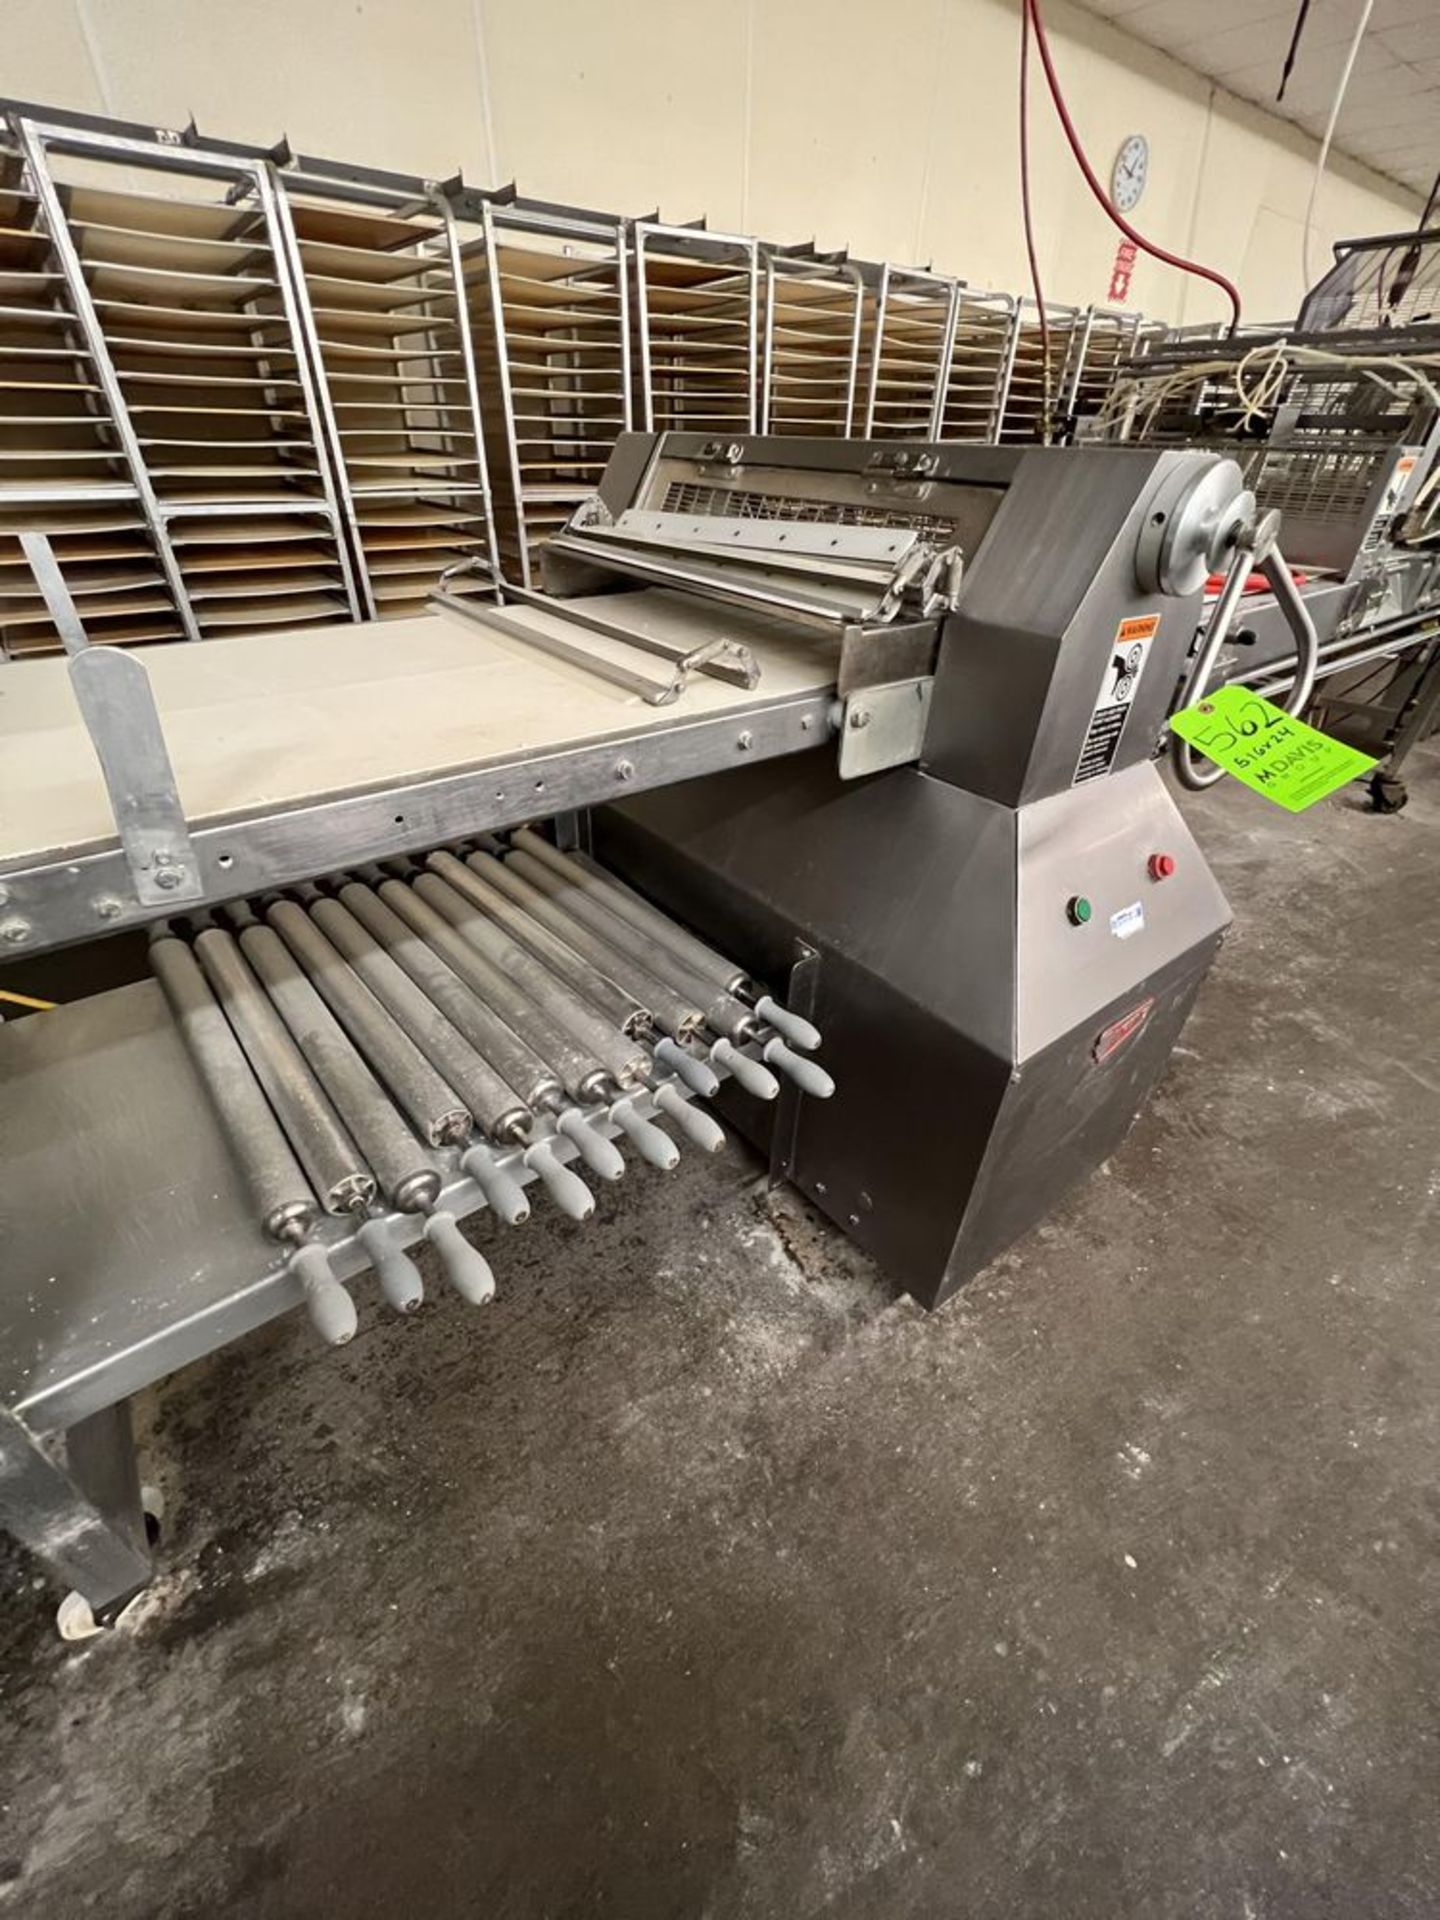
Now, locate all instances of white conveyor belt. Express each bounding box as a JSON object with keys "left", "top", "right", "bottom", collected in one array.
[{"left": 0, "top": 594, "right": 837, "bottom": 868}]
